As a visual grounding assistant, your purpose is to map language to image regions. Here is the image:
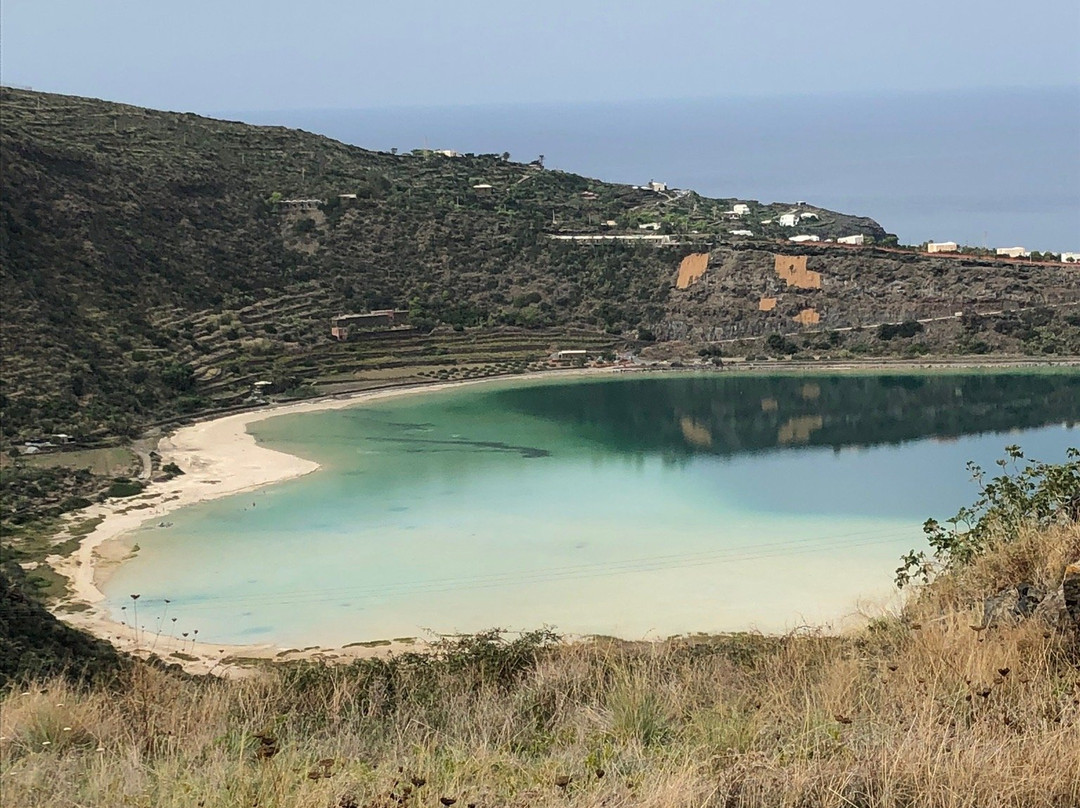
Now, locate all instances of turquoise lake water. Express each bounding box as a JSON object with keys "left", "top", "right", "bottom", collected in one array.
[{"left": 104, "top": 372, "right": 1079, "bottom": 647}]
